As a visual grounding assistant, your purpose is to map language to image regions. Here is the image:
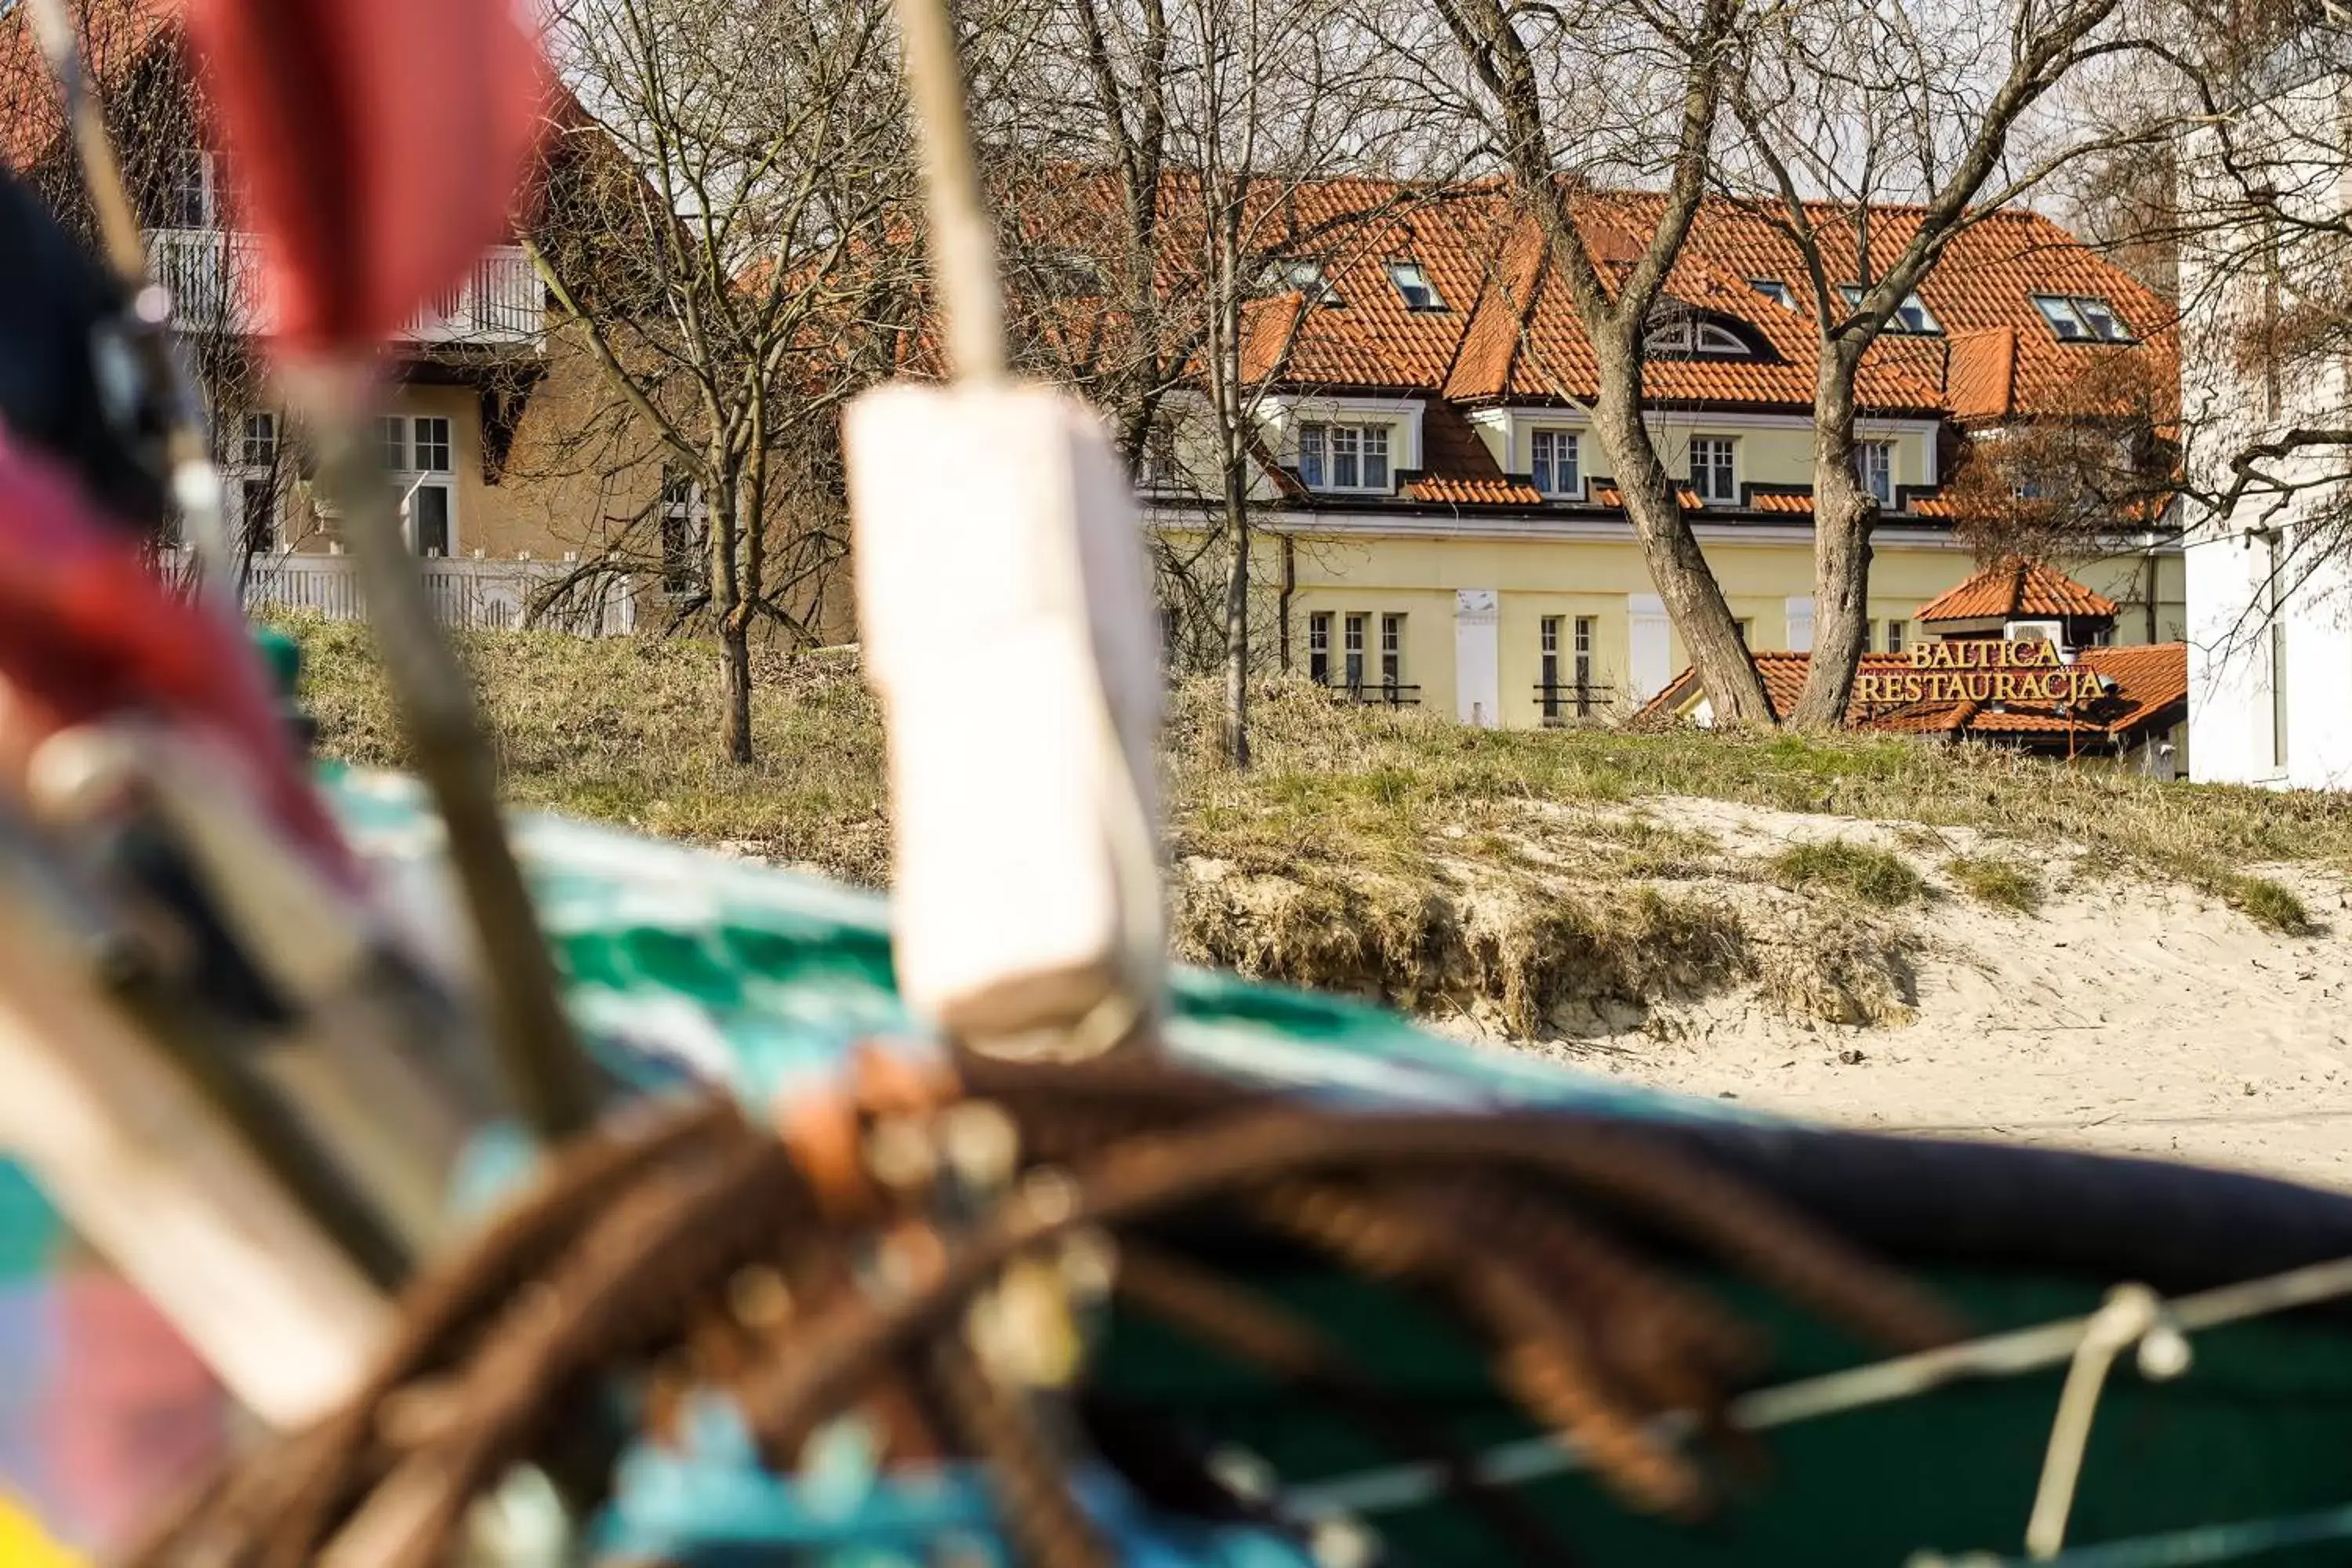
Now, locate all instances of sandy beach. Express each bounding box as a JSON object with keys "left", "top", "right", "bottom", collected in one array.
[{"left": 1449, "top": 797, "right": 2352, "bottom": 1190}]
